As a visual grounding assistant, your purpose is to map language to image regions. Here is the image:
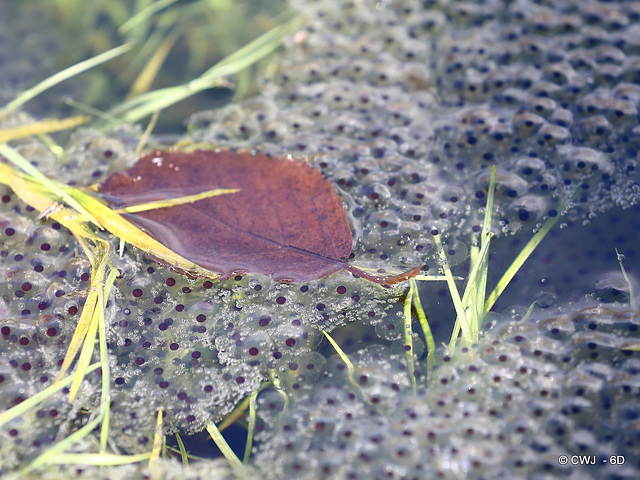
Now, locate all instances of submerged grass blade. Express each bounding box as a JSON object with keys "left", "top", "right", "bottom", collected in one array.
[
  {"left": 322, "top": 330, "right": 354, "bottom": 372},
  {"left": 484, "top": 212, "right": 560, "bottom": 314},
  {"left": 136, "top": 110, "right": 161, "bottom": 155},
  {"left": 243, "top": 390, "right": 259, "bottom": 464},
  {"left": 1, "top": 42, "right": 134, "bottom": 115},
  {"left": 323, "top": 330, "right": 365, "bottom": 396},
  {"left": 128, "top": 27, "right": 181, "bottom": 98},
  {"left": 205, "top": 421, "right": 243, "bottom": 472},
  {"left": 616, "top": 248, "right": 637, "bottom": 311},
  {"left": 174, "top": 432, "right": 189, "bottom": 466}
]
